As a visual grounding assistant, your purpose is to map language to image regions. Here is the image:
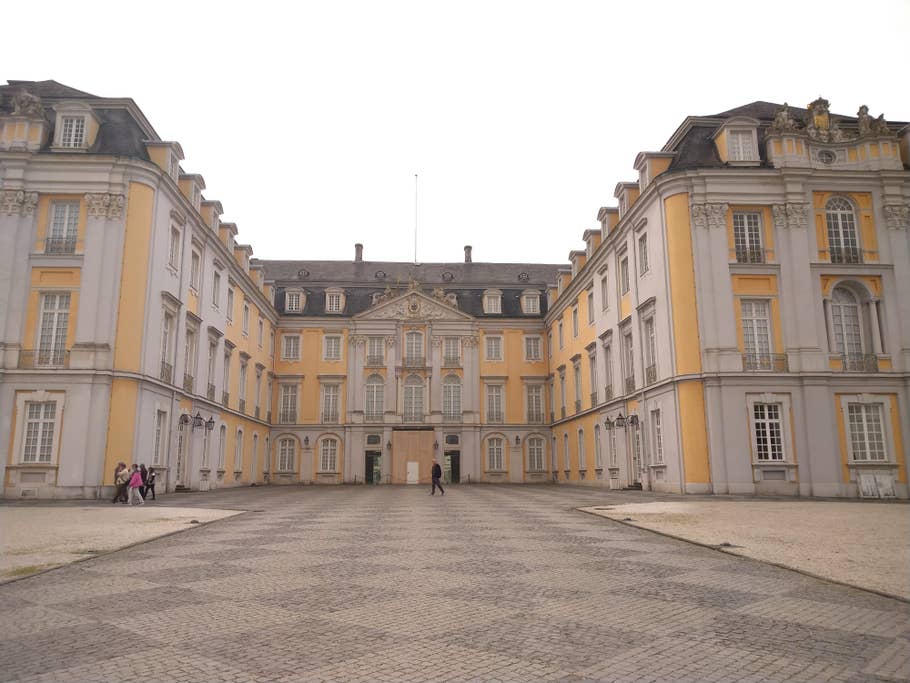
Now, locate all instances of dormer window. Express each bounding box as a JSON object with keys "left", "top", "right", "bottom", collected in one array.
[
  {"left": 716, "top": 117, "right": 760, "bottom": 165},
  {"left": 169, "top": 155, "right": 180, "bottom": 181},
  {"left": 61, "top": 117, "right": 85, "bottom": 148},
  {"left": 51, "top": 102, "right": 97, "bottom": 151},
  {"left": 285, "top": 290, "right": 304, "bottom": 312},
  {"left": 521, "top": 291, "right": 541, "bottom": 315},
  {"left": 483, "top": 289, "right": 502, "bottom": 314},
  {"left": 325, "top": 288, "right": 345, "bottom": 313},
  {"left": 728, "top": 130, "right": 755, "bottom": 161}
]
